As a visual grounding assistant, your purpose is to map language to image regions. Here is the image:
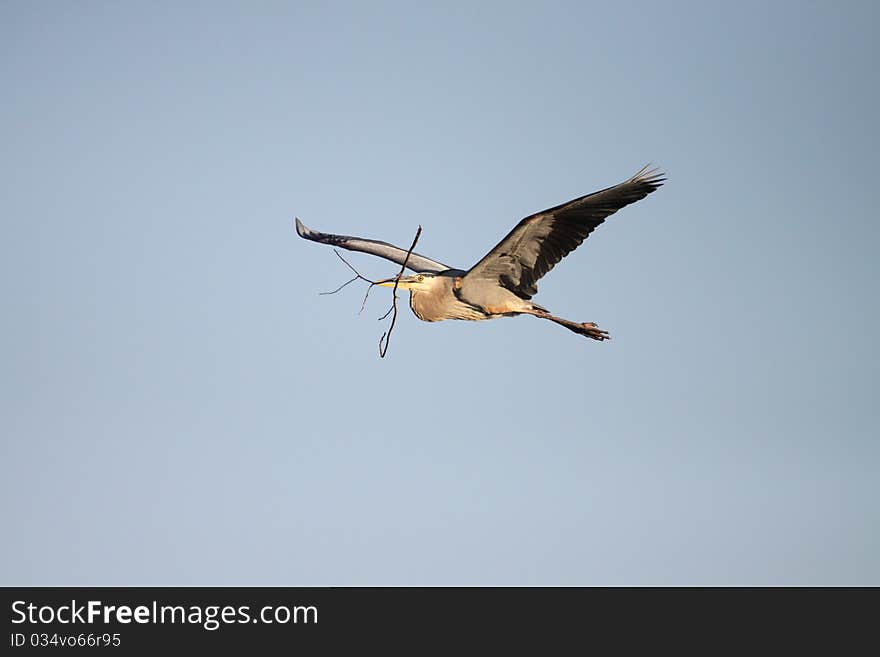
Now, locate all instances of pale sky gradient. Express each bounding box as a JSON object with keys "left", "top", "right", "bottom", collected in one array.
[{"left": 2, "top": 1, "right": 878, "bottom": 584}]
